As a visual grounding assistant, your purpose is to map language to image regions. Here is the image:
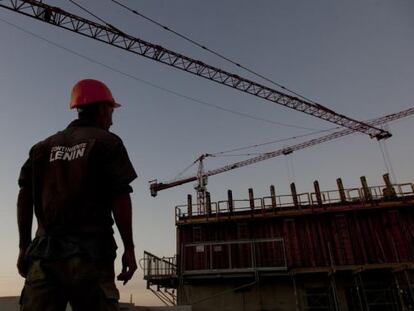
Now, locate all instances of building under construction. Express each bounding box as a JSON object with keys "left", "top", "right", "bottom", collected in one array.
[
  {"left": 144, "top": 174, "right": 414, "bottom": 310},
  {"left": 0, "top": 2, "right": 412, "bottom": 311}
]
